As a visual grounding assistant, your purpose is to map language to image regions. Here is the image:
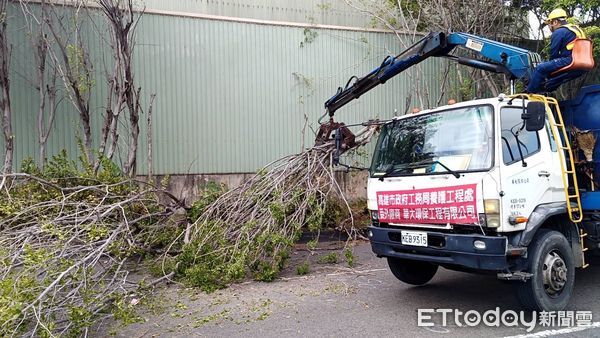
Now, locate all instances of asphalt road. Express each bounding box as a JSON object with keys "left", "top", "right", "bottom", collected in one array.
[{"left": 110, "top": 241, "right": 600, "bottom": 338}]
